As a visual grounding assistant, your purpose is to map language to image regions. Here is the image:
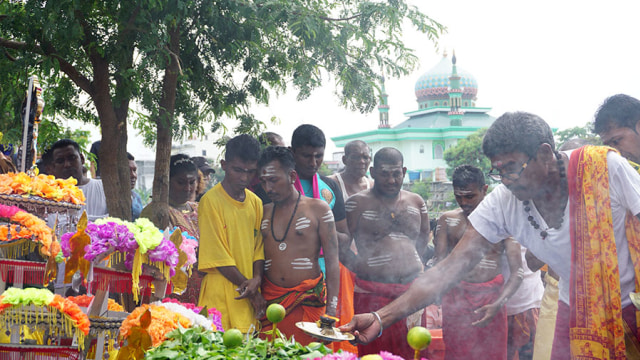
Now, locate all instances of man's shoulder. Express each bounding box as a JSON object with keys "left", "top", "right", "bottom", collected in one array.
[
  {"left": 438, "top": 208, "right": 464, "bottom": 222},
  {"left": 401, "top": 190, "right": 425, "bottom": 204},
  {"left": 320, "top": 175, "right": 339, "bottom": 191},
  {"left": 301, "top": 195, "right": 331, "bottom": 212}
]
